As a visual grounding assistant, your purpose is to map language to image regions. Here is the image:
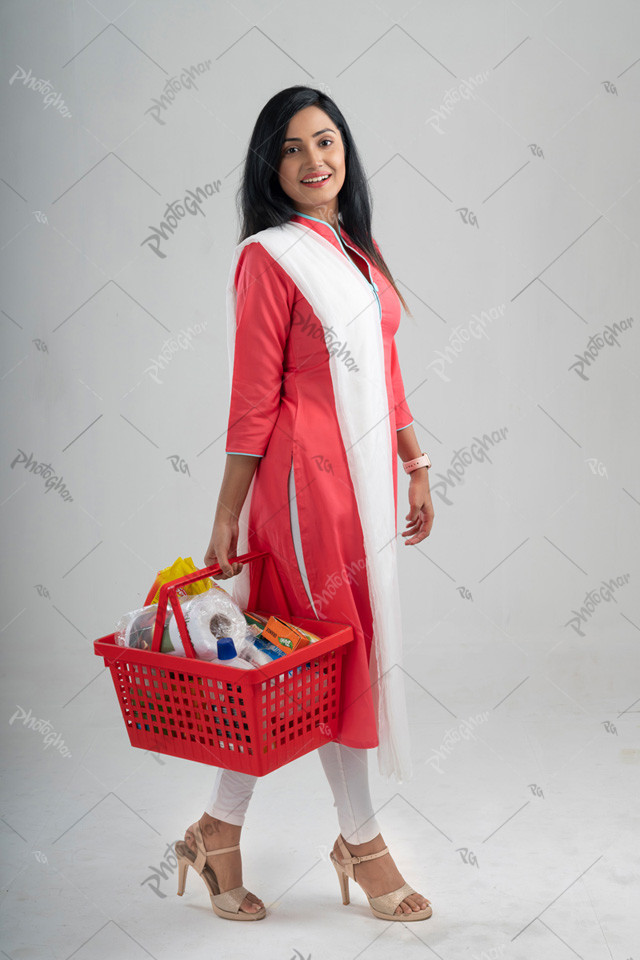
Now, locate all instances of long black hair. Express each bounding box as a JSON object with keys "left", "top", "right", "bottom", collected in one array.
[{"left": 236, "top": 85, "right": 412, "bottom": 316}]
